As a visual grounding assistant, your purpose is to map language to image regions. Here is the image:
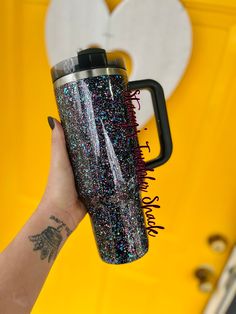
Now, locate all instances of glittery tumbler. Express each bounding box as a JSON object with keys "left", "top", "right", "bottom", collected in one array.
[{"left": 51, "top": 48, "right": 172, "bottom": 264}]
